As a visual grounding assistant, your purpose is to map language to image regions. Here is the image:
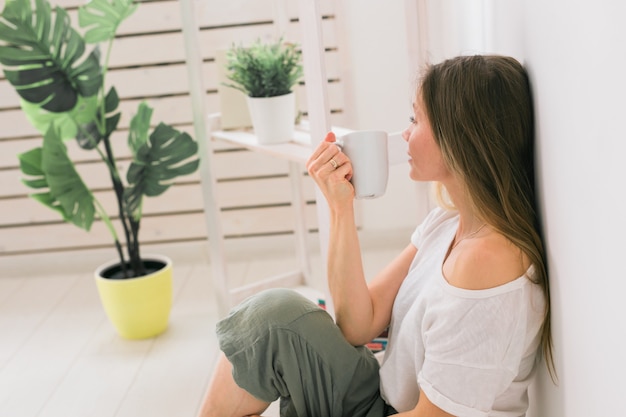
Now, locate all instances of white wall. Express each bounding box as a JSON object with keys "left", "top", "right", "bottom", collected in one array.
[
  {"left": 336, "top": 0, "right": 432, "bottom": 233},
  {"left": 345, "top": 0, "right": 626, "bottom": 415},
  {"left": 487, "top": 0, "right": 626, "bottom": 415},
  {"left": 520, "top": 1, "right": 626, "bottom": 415}
]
